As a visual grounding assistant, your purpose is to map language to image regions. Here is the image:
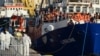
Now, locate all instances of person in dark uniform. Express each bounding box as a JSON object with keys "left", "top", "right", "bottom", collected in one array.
[
  {"left": 68, "top": 20, "right": 74, "bottom": 26},
  {"left": 90, "top": 16, "right": 94, "bottom": 23}
]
